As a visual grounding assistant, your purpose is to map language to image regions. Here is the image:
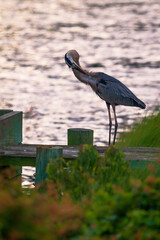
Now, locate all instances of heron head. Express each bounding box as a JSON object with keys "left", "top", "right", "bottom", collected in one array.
[{"left": 65, "top": 50, "right": 86, "bottom": 74}]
